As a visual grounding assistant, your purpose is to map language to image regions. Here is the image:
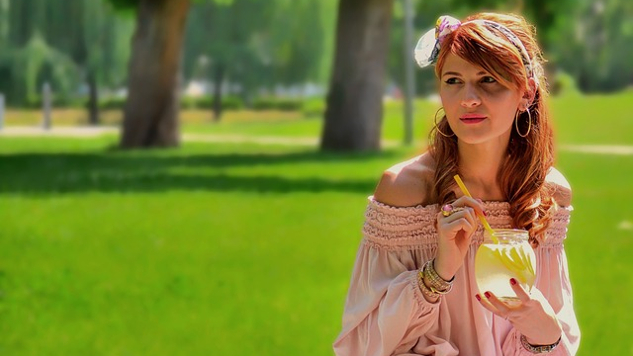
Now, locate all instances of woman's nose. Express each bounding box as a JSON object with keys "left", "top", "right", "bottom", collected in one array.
[{"left": 461, "top": 85, "right": 481, "bottom": 108}]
